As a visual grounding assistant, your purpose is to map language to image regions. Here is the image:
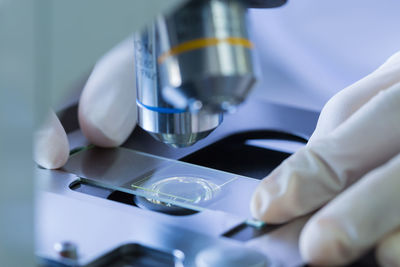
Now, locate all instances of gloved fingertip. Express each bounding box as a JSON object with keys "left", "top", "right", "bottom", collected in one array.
[
  {"left": 78, "top": 105, "right": 127, "bottom": 147},
  {"left": 250, "top": 185, "right": 271, "bottom": 221},
  {"left": 376, "top": 231, "right": 400, "bottom": 267},
  {"left": 300, "top": 217, "right": 353, "bottom": 266},
  {"left": 384, "top": 51, "right": 400, "bottom": 66},
  {"left": 77, "top": 37, "right": 137, "bottom": 148},
  {"left": 34, "top": 111, "right": 70, "bottom": 169},
  {"left": 250, "top": 178, "right": 292, "bottom": 224}
]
